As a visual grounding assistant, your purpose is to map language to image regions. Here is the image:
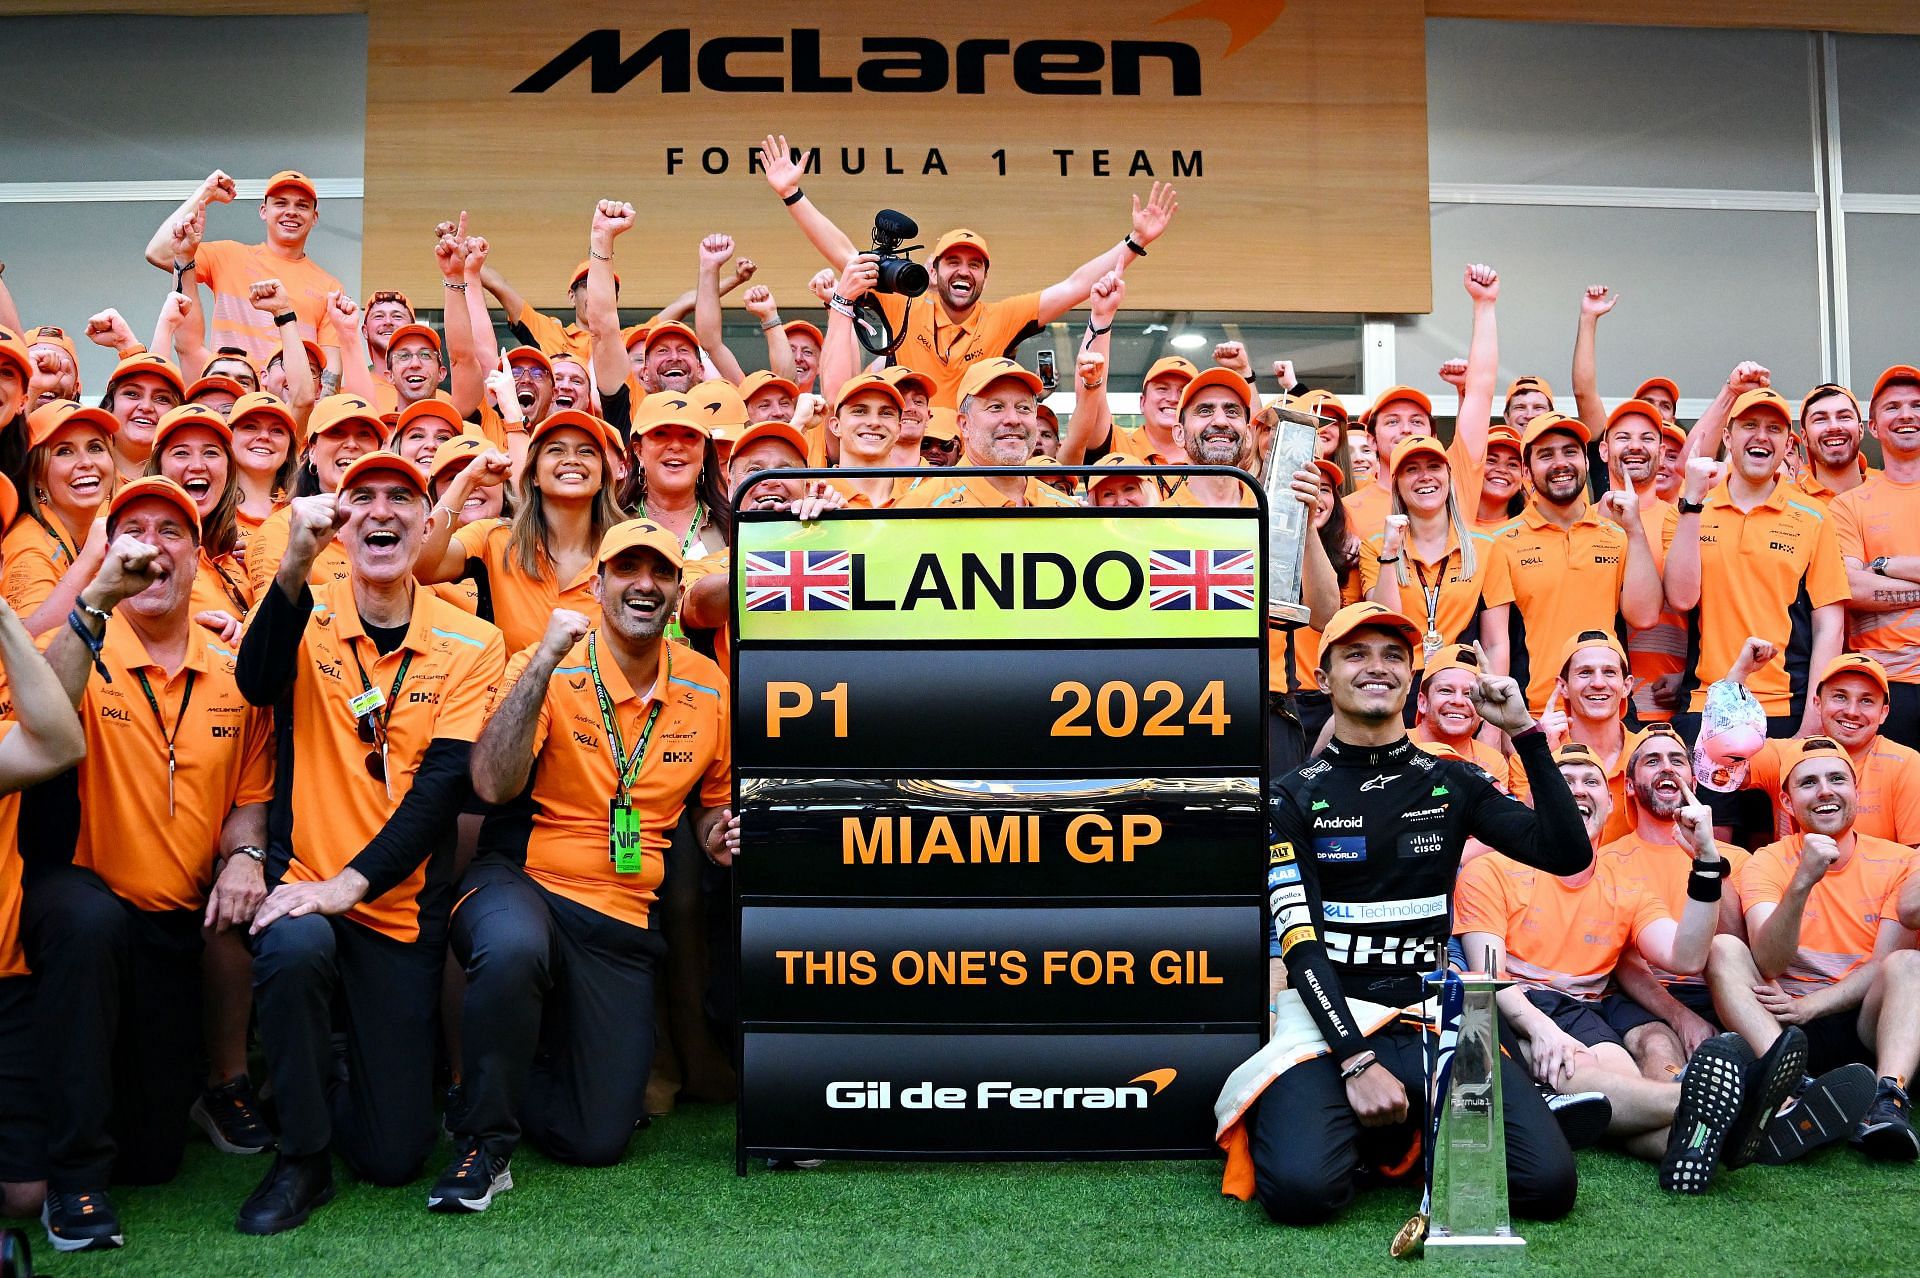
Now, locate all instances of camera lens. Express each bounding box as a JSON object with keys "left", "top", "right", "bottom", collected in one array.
[{"left": 876, "top": 257, "right": 929, "bottom": 297}]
